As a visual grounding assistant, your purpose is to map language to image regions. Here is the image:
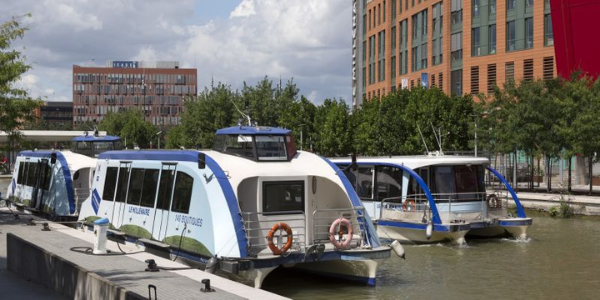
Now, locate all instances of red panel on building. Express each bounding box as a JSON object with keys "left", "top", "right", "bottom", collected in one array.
[{"left": 551, "top": 0, "right": 600, "bottom": 79}]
